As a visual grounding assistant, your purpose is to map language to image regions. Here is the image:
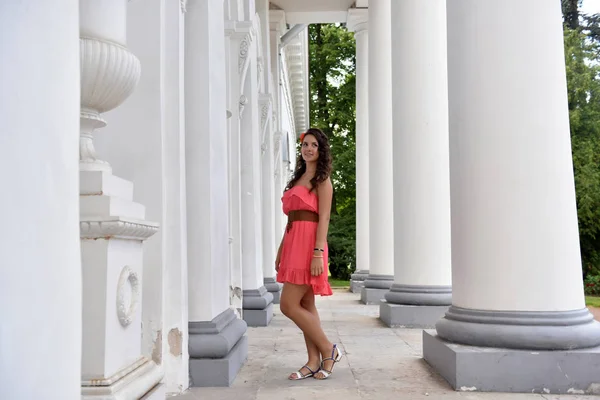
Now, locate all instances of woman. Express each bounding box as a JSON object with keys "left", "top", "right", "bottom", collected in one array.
[{"left": 275, "top": 127, "right": 343, "bottom": 380}]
